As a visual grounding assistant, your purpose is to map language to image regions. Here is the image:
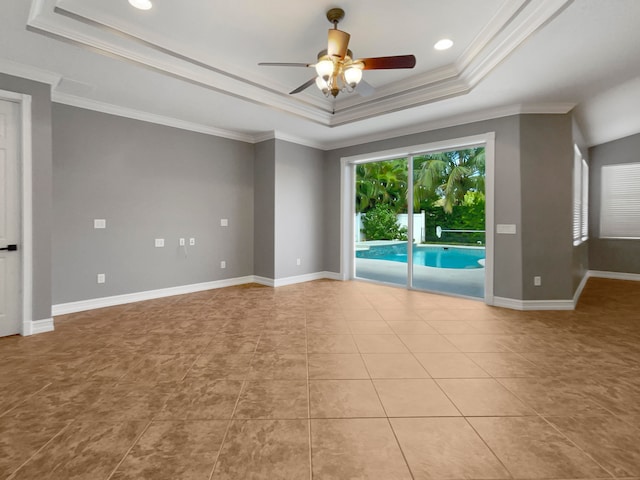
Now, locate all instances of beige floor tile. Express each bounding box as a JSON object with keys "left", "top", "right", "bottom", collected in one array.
[
  {"left": 469, "top": 416, "right": 611, "bottom": 478},
  {"left": 158, "top": 379, "right": 242, "bottom": 420},
  {"left": 308, "top": 354, "right": 370, "bottom": 379},
  {"left": 9, "top": 420, "right": 146, "bottom": 480},
  {"left": 498, "top": 377, "right": 611, "bottom": 416},
  {"left": 361, "top": 353, "right": 430, "bottom": 378},
  {"left": 373, "top": 379, "right": 460, "bottom": 417},
  {"left": 0, "top": 417, "right": 67, "bottom": 479},
  {"left": 391, "top": 417, "right": 510, "bottom": 479},
  {"left": 205, "top": 334, "right": 260, "bottom": 354},
  {"left": 467, "top": 352, "right": 539, "bottom": 377},
  {"left": 186, "top": 353, "right": 253, "bottom": 380},
  {"left": 398, "top": 334, "right": 459, "bottom": 352},
  {"left": 348, "top": 321, "right": 394, "bottom": 334},
  {"left": 426, "top": 320, "right": 479, "bottom": 334},
  {"left": 111, "top": 420, "right": 227, "bottom": 480},
  {"left": 119, "top": 354, "right": 199, "bottom": 384},
  {"left": 414, "top": 352, "right": 490, "bottom": 378},
  {"left": 234, "top": 380, "right": 308, "bottom": 419},
  {"left": 309, "top": 380, "right": 385, "bottom": 418},
  {"left": 444, "top": 334, "right": 512, "bottom": 352},
  {"left": 377, "top": 310, "right": 423, "bottom": 322},
  {"left": 247, "top": 353, "right": 307, "bottom": 380},
  {"left": 212, "top": 419, "right": 310, "bottom": 479},
  {"left": 546, "top": 415, "right": 640, "bottom": 476},
  {"left": 4, "top": 278, "right": 640, "bottom": 479},
  {"left": 387, "top": 321, "right": 438, "bottom": 334},
  {"left": 311, "top": 418, "right": 412, "bottom": 479},
  {"left": 307, "top": 334, "right": 358, "bottom": 353},
  {"left": 437, "top": 378, "right": 535, "bottom": 416},
  {"left": 255, "top": 334, "right": 307, "bottom": 354},
  {"left": 353, "top": 334, "right": 409, "bottom": 353}
]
